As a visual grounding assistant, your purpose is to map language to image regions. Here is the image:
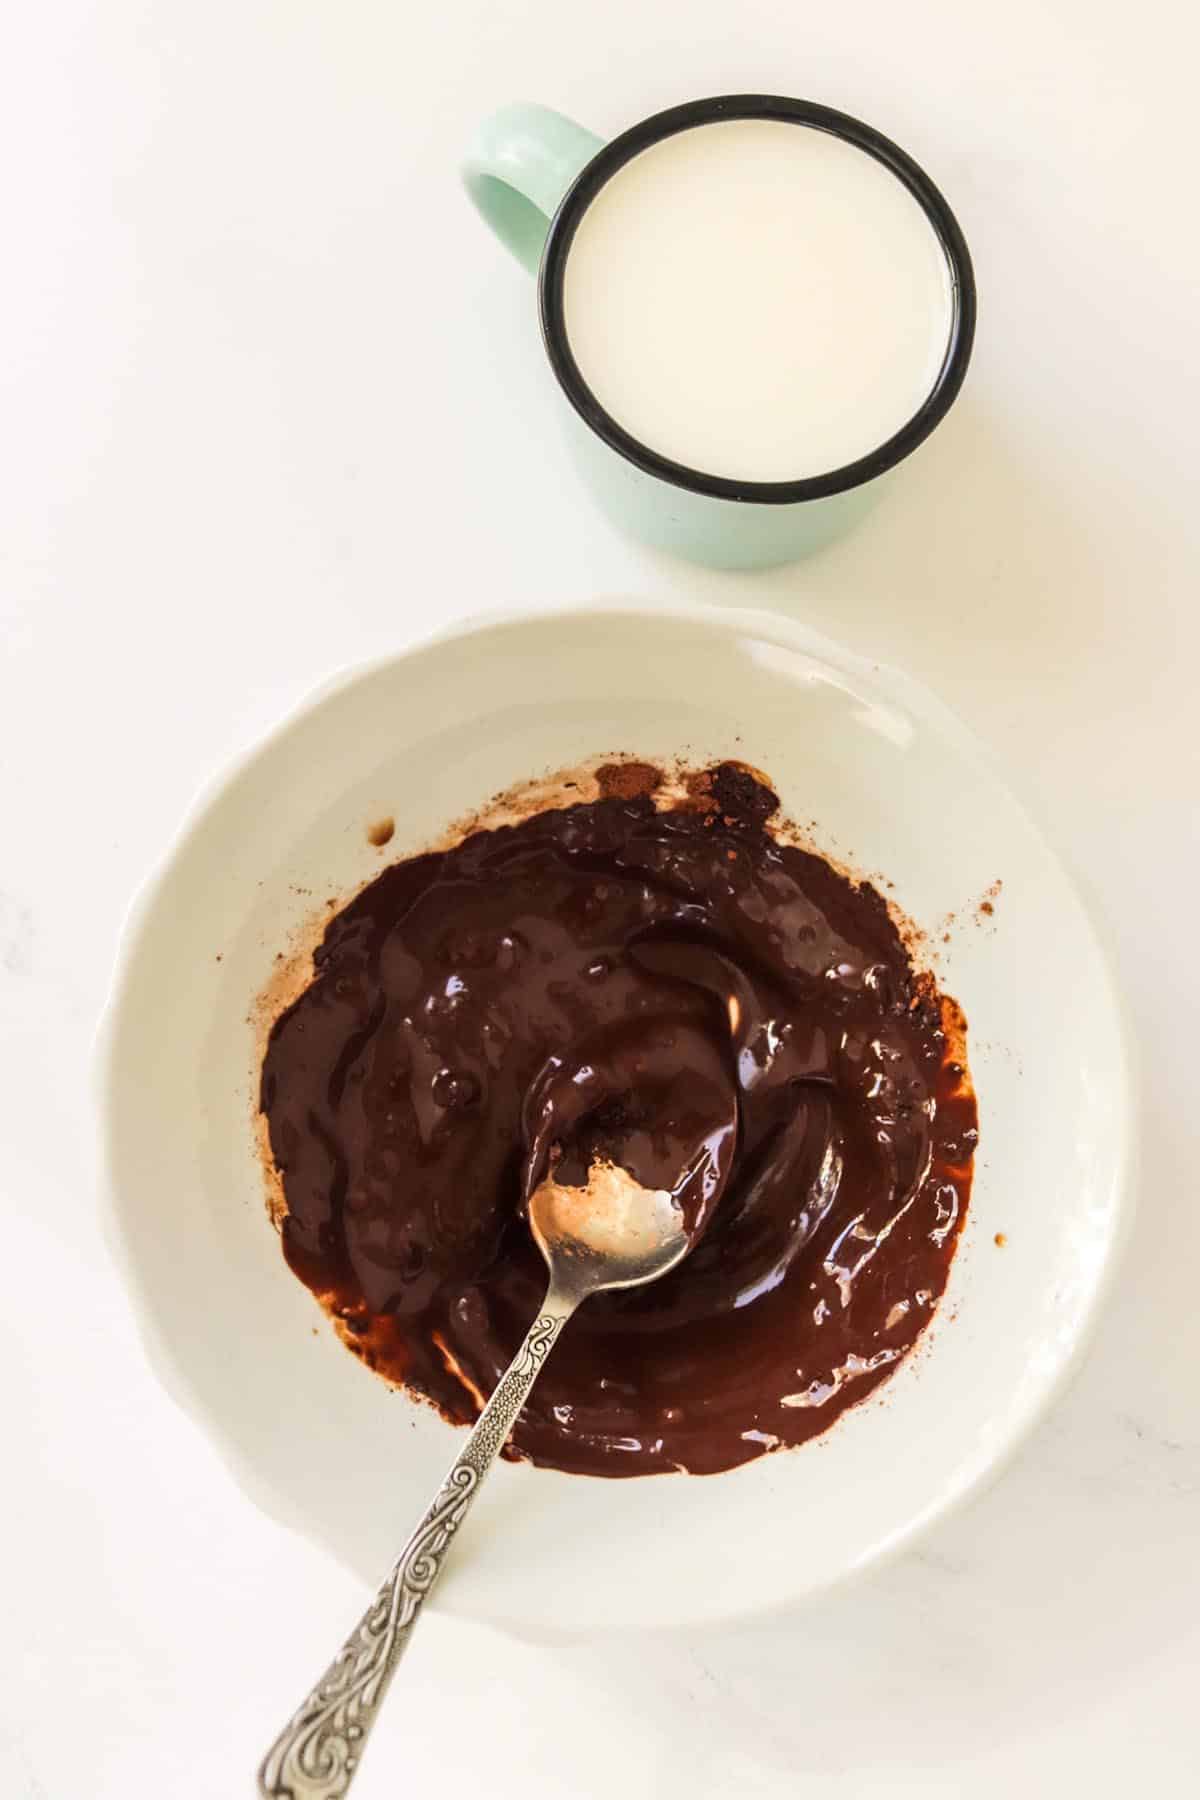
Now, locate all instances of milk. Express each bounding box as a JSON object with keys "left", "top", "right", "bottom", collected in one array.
[{"left": 561, "top": 120, "right": 955, "bottom": 485}]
